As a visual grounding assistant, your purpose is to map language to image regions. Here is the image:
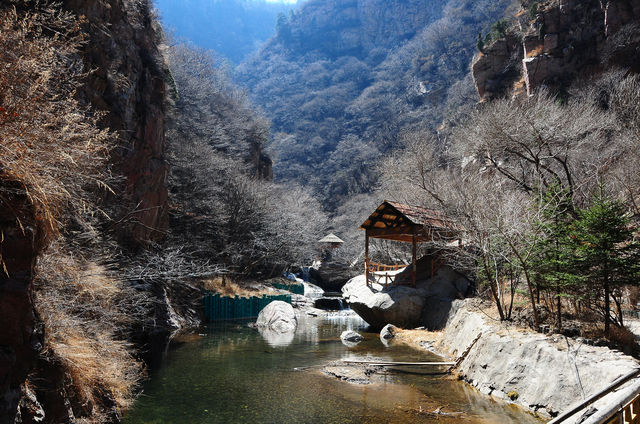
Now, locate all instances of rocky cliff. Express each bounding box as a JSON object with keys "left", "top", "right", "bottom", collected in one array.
[
  {"left": 440, "top": 300, "right": 639, "bottom": 418},
  {"left": 473, "top": 0, "right": 640, "bottom": 100},
  {"left": 1, "top": 0, "right": 169, "bottom": 422},
  {"left": 397, "top": 299, "right": 639, "bottom": 419},
  {"left": 65, "top": 0, "right": 169, "bottom": 246}
]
